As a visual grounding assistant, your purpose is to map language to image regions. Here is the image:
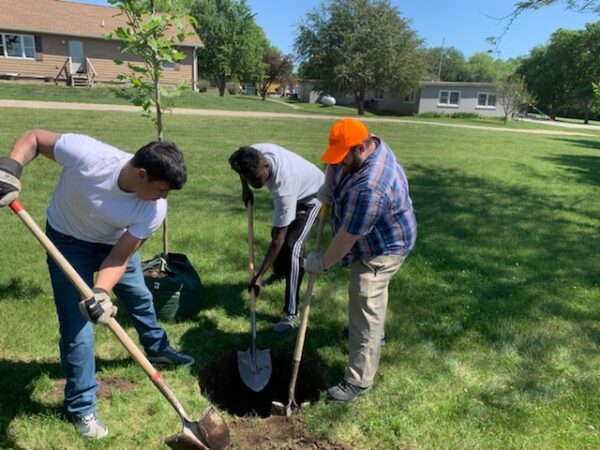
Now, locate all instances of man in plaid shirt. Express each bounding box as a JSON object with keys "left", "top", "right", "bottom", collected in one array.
[{"left": 305, "top": 118, "right": 416, "bottom": 403}]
